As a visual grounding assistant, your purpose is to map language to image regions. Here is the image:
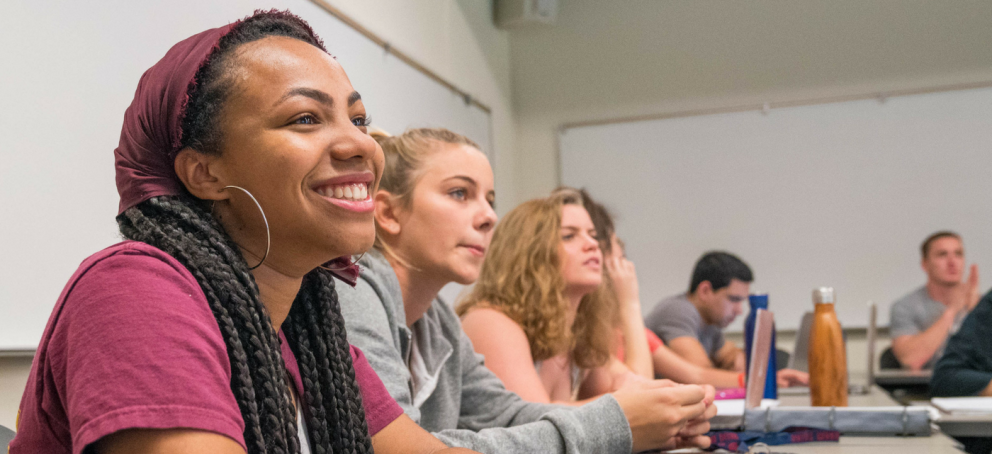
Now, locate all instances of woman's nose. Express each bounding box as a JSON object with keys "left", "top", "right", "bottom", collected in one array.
[
  {"left": 584, "top": 234, "right": 599, "bottom": 251},
  {"left": 329, "top": 125, "right": 377, "bottom": 163},
  {"left": 476, "top": 202, "right": 497, "bottom": 232}
]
